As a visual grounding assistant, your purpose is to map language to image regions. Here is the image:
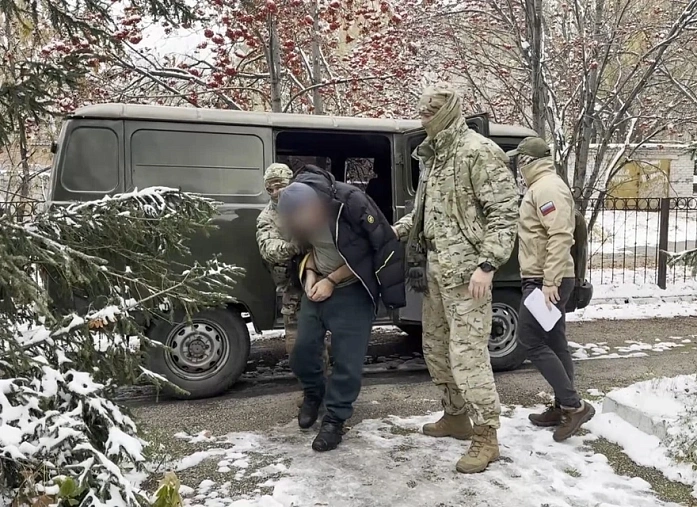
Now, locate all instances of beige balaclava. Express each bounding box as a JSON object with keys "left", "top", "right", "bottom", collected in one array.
[{"left": 417, "top": 83, "right": 463, "bottom": 138}]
